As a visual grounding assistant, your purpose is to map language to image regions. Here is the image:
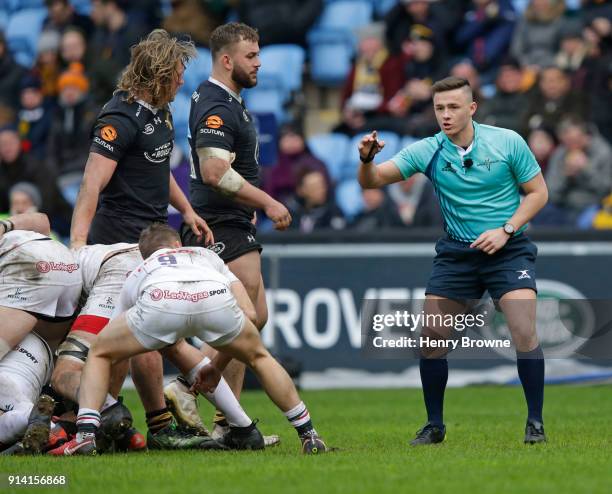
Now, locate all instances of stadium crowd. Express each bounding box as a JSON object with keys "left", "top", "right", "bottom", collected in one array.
[{"left": 1, "top": 0, "right": 612, "bottom": 238}]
